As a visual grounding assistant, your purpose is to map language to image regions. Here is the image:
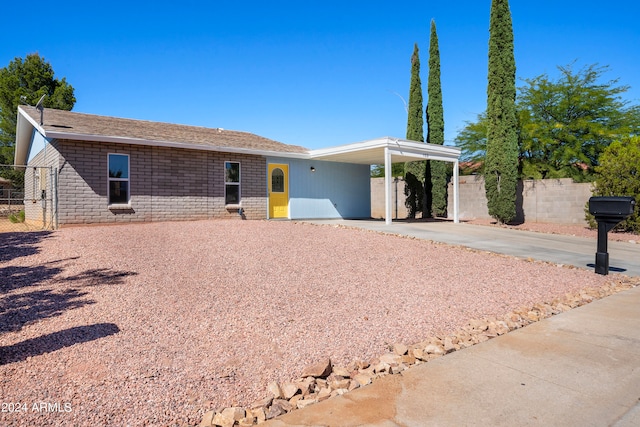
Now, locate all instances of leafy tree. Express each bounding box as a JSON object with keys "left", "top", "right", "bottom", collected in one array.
[
  {"left": 455, "top": 64, "right": 640, "bottom": 181},
  {"left": 427, "top": 19, "right": 447, "bottom": 217},
  {"left": 519, "top": 63, "right": 639, "bottom": 181},
  {"left": 588, "top": 136, "right": 640, "bottom": 233},
  {"left": 0, "top": 53, "right": 75, "bottom": 168},
  {"left": 371, "top": 163, "right": 405, "bottom": 178},
  {"left": 455, "top": 111, "right": 488, "bottom": 168},
  {"left": 485, "top": 0, "right": 518, "bottom": 224},
  {"left": 404, "top": 43, "right": 426, "bottom": 218}
]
